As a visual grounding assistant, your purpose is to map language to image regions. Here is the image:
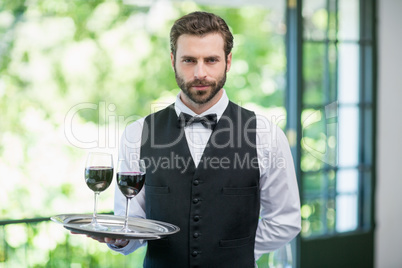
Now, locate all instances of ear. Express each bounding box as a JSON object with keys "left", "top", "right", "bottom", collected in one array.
[
  {"left": 226, "top": 52, "right": 232, "bottom": 72},
  {"left": 170, "top": 52, "right": 175, "bottom": 69}
]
